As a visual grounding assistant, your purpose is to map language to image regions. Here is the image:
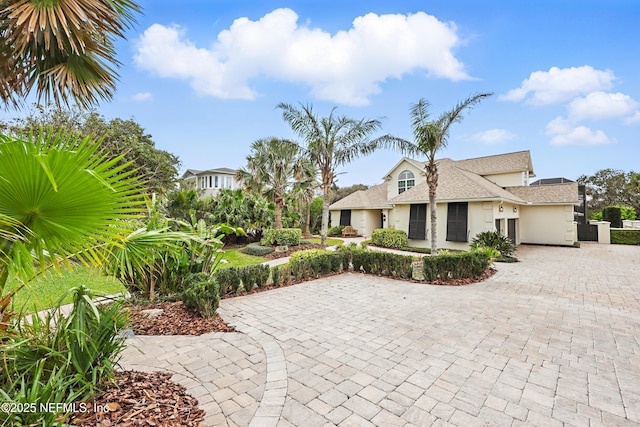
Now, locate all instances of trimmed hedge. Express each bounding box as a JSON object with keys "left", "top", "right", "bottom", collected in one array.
[
  {"left": 603, "top": 206, "right": 623, "bottom": 228},
  {"left": 611, "top": 229, "right": 640, "bottom": 245},
  {"left": 215, "top": 264, "right": 271, "bottom": 294},
  {"left": 422, "top": 252, "right": 490, "bottom": 281},
  {"left": 290, "top": 249, "right": 344, "bottom": 280},
  {"left": 371, "top": 228, "right": 408, "bottom": 249},
  {"left": 182, "top": 273, "right": 220, "bottom": 318},
  {"left": 350, "top": 249, "right": 413, "bottom": 279},
  {"left": 241, "top": 242, "right": 275, "bottom": 256},
  {"left": 214, "top": 267, "right": 242, "bottom": 296},
  {"left": 261, "top": 228, "right": 302, "bottom": 246}
]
